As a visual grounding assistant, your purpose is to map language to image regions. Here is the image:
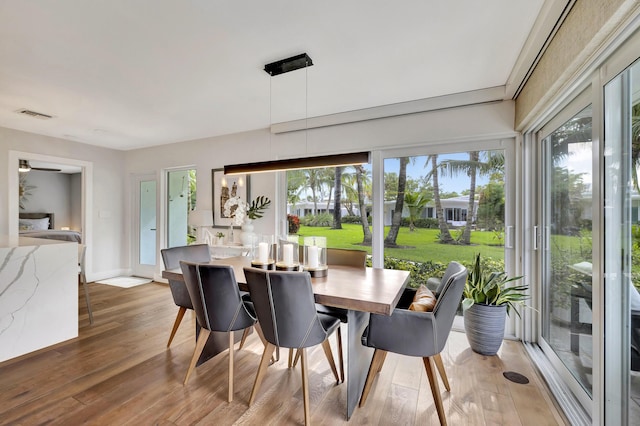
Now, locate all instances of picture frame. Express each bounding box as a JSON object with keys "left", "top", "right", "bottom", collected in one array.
[{"left": 211, "top": 168, "right": 250, "bottom": 228}]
